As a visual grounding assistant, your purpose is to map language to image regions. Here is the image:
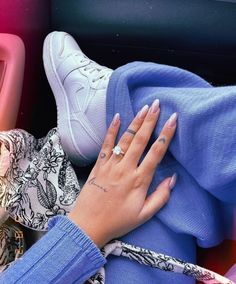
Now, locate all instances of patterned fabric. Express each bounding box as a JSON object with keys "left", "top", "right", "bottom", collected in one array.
[
  {"left": 88, "top": 241, "right": 234, "bottom": 284},
  {"left": 0, "top": 219, "right": 26, "bottom": 273},
  {"left": 0, "top": 128, "right": 233, "bottom": 283},
  {"left": 0, "top": 128, "right": 81, "bottom": 231},
  {"left": 0, "top": 207, "right": 9, "bottom": 226}
]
